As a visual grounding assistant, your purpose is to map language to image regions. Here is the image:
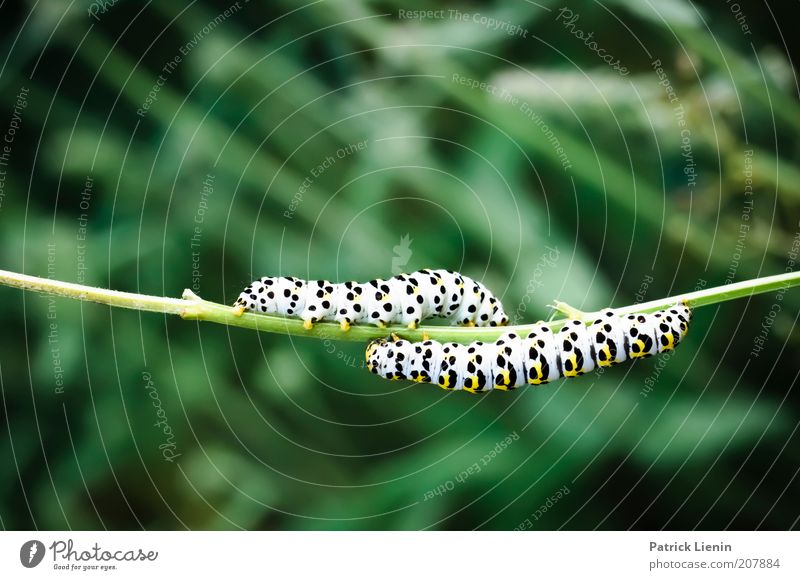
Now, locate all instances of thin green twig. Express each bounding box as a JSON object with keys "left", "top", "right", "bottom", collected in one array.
[{"left": 0, "top": 268, "right": 798, "bottom": 343}]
